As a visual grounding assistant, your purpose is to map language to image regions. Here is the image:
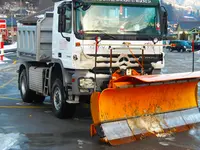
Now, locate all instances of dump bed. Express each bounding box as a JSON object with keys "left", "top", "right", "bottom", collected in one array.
[{"left": 17, "top": 12, "right": 53, "bottom": 62}]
